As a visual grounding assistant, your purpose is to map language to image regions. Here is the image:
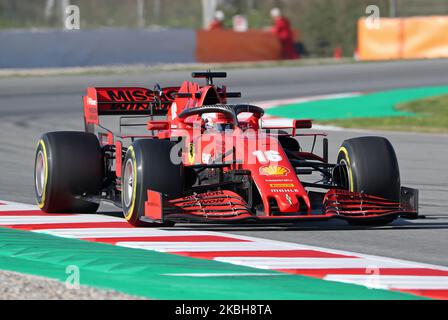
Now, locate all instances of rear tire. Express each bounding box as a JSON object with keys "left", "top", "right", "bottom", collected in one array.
[
  {"left": 336, "top": 136, "right": 401, "bottom": 226},
  {"left": 122, "top": 139, "right": 183, "bottom": 227},
  {"left": 34, "top": 132, "right": 102, "bottom": 213}
]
